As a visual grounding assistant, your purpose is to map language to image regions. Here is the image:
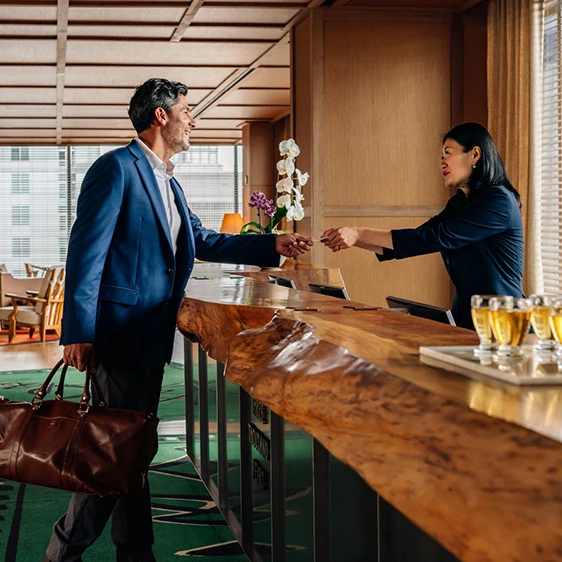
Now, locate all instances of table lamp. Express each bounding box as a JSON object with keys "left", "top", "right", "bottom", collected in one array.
[{"left": 220, "top": 213, "right": 244, "bottom": 234}]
